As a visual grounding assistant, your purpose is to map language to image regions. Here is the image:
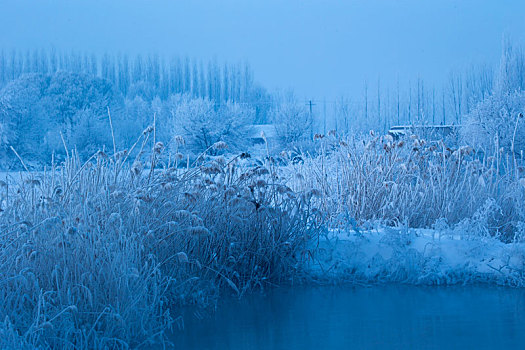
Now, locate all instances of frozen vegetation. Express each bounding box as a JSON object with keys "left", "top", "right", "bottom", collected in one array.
[{"left": 0, "top": 43, "right": 525, "bottom": 348}]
